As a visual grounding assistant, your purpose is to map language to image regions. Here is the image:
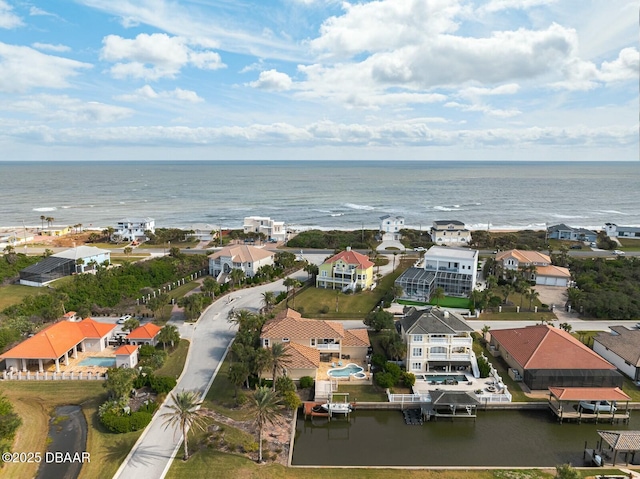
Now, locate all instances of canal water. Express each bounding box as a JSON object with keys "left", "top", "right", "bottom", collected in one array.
[{"left": 292, "top": 409, "right": 639, "bottom": 467}]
